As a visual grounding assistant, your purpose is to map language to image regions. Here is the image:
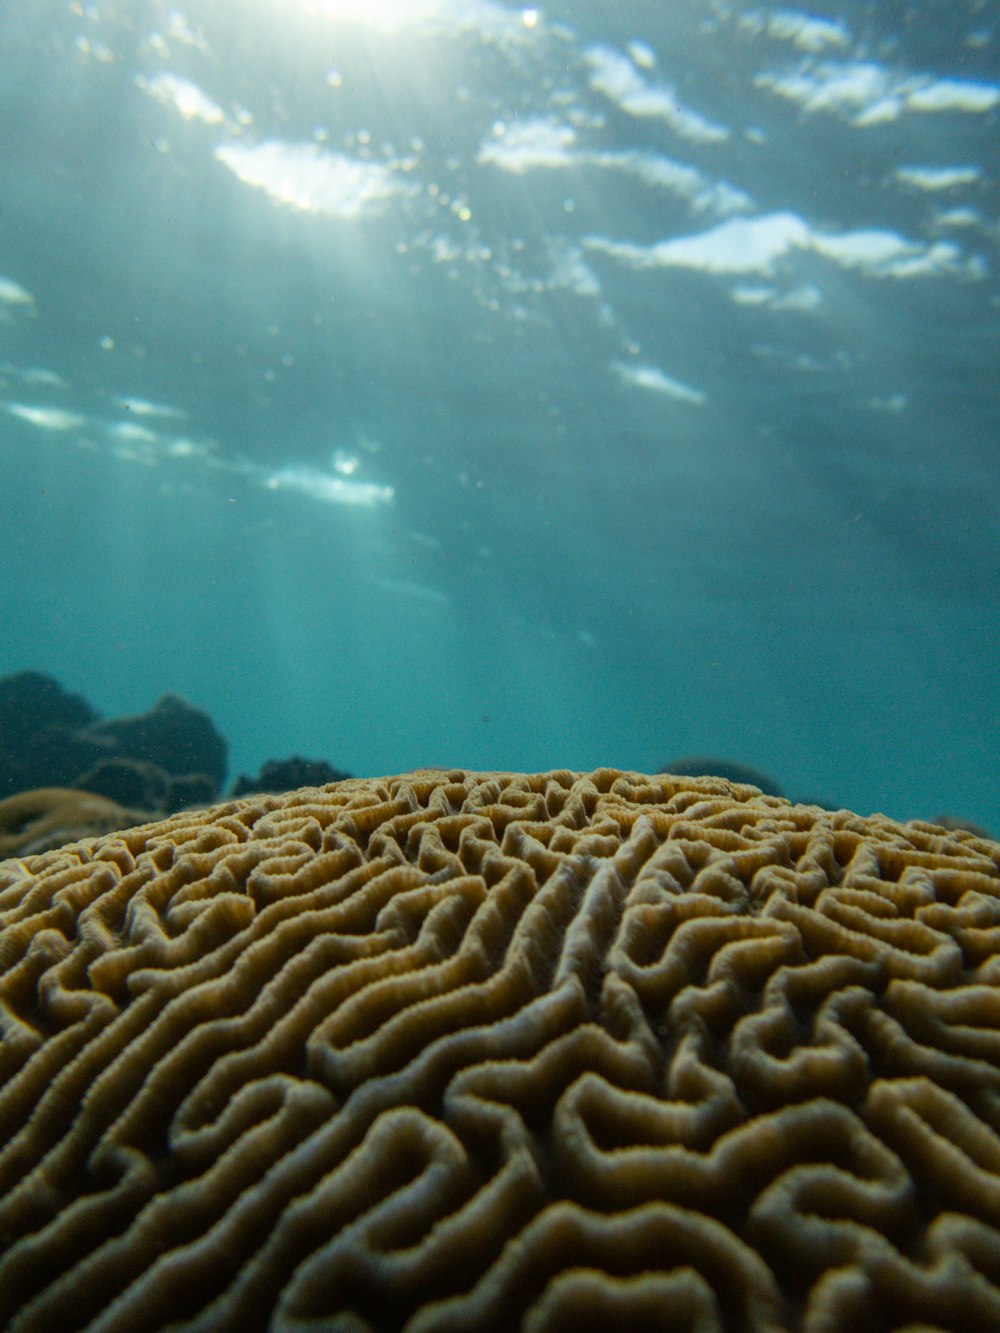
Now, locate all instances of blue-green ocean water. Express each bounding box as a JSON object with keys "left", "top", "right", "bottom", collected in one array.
[{"left": 0, "top": 0, "right": 997, "bottom": 828}]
